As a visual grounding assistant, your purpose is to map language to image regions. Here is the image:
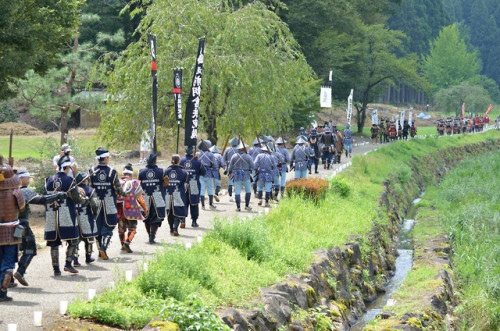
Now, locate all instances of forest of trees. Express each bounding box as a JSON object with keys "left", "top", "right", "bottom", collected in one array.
[{"left": 0, "top": 0, "right": 498, "bottom": 139}]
